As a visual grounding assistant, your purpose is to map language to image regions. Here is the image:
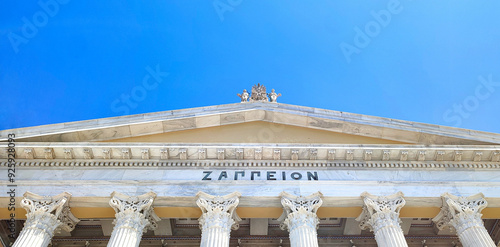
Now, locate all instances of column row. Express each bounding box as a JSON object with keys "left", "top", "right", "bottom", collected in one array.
[
  {"left": 11, "top": 191, "right": 496, "bottom": 247},
  {"left": 357, "top": 192, "right": 496, "bottom": 247}
]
